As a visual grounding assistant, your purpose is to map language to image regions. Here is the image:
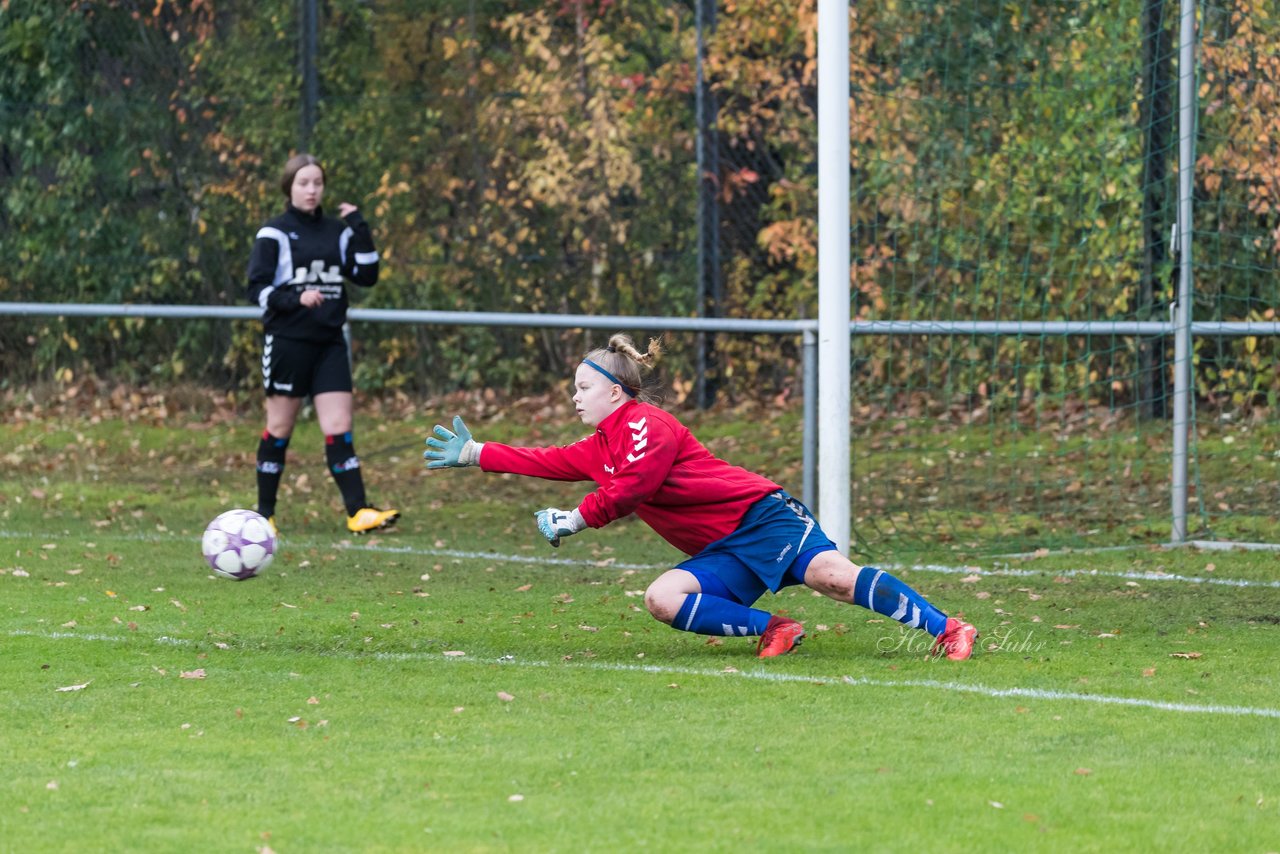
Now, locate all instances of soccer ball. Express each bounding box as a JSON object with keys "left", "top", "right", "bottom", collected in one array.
[{"left": 202, "top": 509, "right": 276, "bottom": 580}]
